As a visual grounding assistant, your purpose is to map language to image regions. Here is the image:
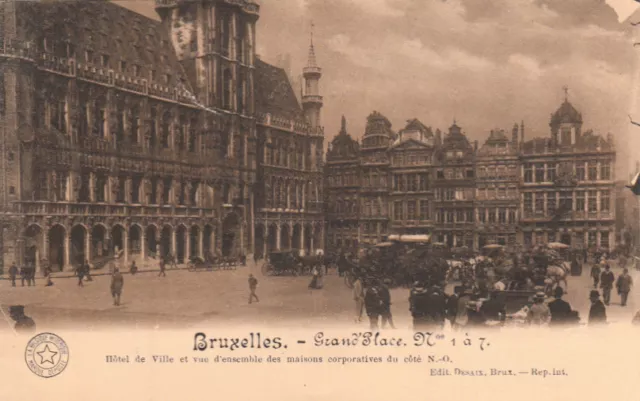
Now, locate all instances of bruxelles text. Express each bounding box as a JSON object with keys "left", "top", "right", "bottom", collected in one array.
[{"left": 193, "top": 332, "right": 490, "bottom": 352}]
